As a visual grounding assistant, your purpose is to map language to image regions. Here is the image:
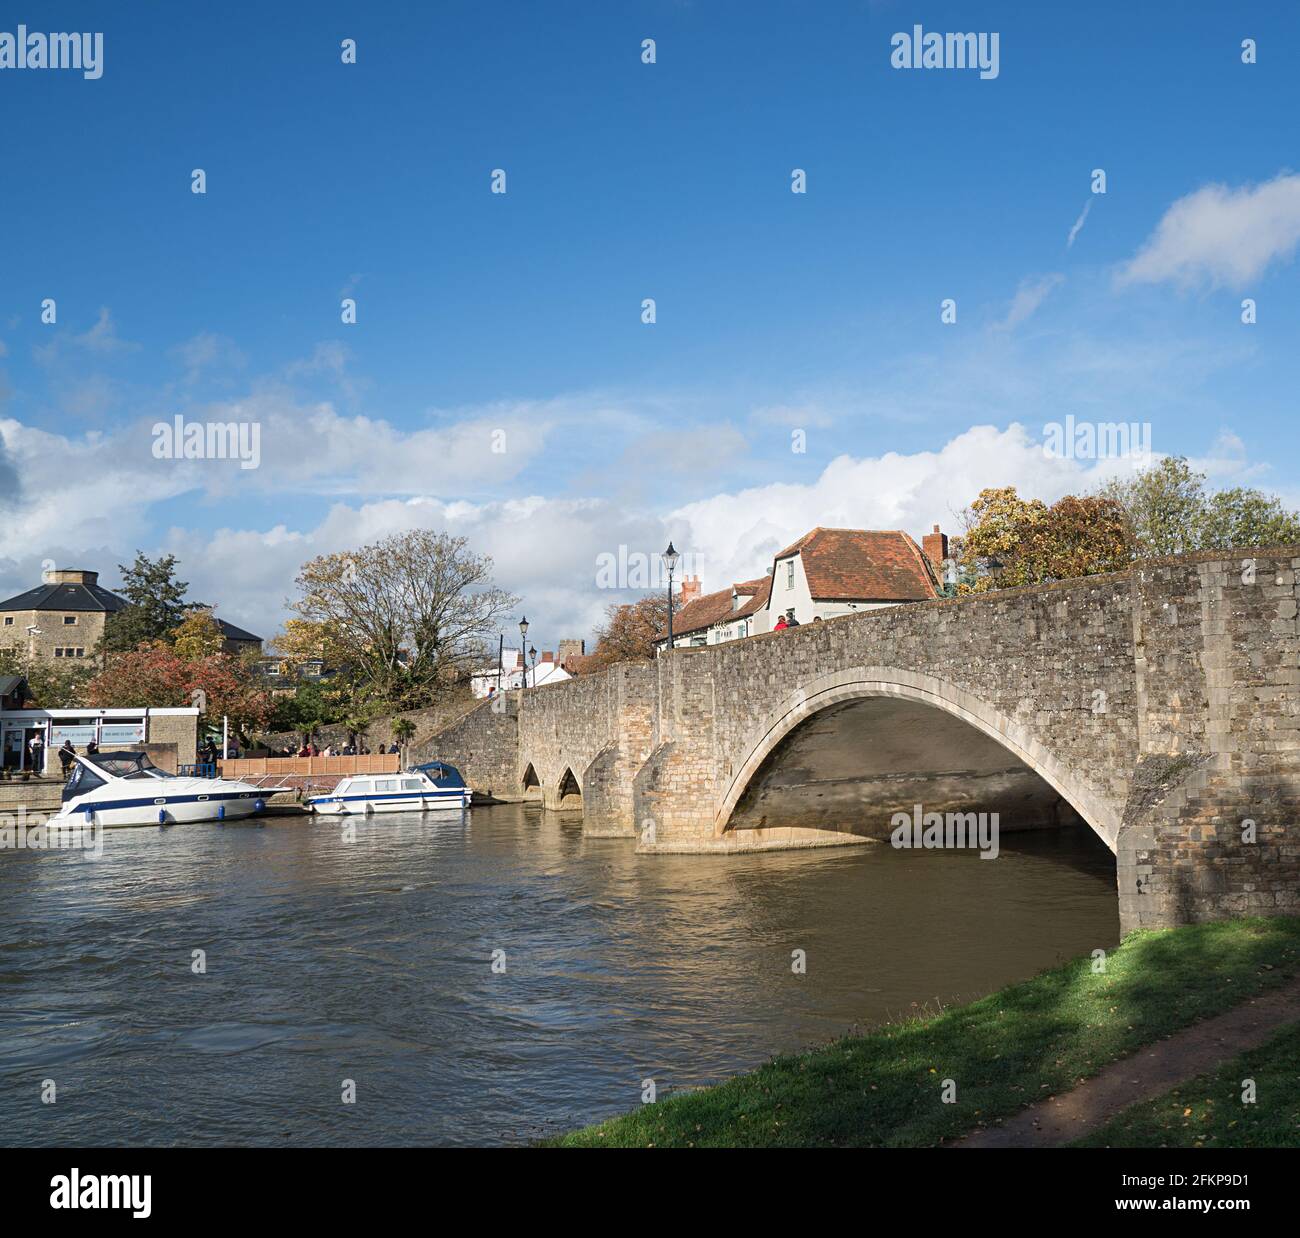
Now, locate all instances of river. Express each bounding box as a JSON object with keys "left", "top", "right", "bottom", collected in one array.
[{"left": 0, "top": 803, "right": 1117, "bottom": 1146}]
